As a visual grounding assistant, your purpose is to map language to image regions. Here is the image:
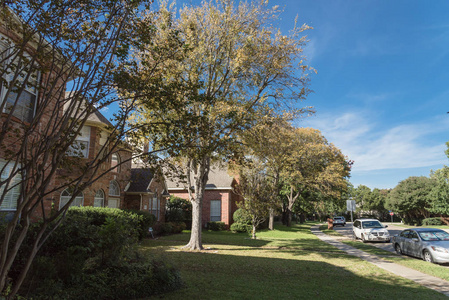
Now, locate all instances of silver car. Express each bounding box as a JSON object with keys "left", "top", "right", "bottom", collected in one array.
[{"left": 392, "top": 228, "right": 449, "bottom": 264}]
